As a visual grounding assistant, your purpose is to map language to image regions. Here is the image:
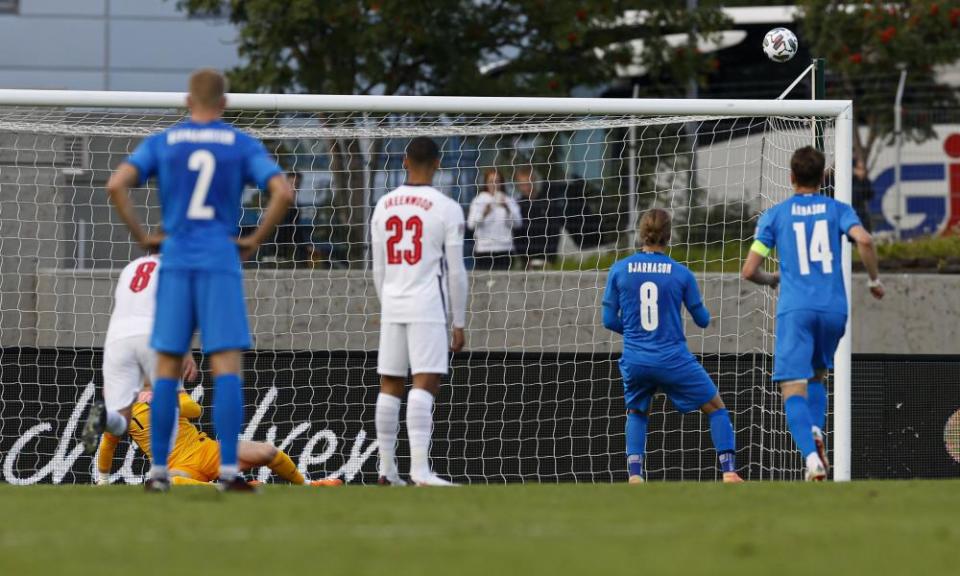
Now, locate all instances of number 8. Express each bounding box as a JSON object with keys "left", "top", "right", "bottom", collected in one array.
[{"left": 639, "top": 281, "right": 659, "bottom": 331}]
